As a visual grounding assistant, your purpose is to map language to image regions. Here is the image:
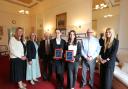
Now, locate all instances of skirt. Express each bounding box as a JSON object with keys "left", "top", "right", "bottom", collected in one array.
[
  {"left": 26, "top": 56, "right": 41, "bottom": 80},
  {"left": 10, "top": 58, "right": 26, "bottom": 82}
]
